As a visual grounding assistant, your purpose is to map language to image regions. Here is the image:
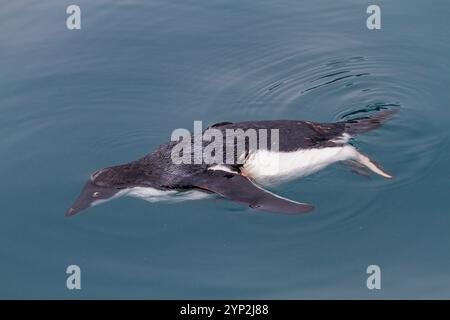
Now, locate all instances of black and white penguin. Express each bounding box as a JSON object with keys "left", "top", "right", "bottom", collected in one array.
[{"left": 66, "top": 109, "right": 397, "bottom": 216}]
